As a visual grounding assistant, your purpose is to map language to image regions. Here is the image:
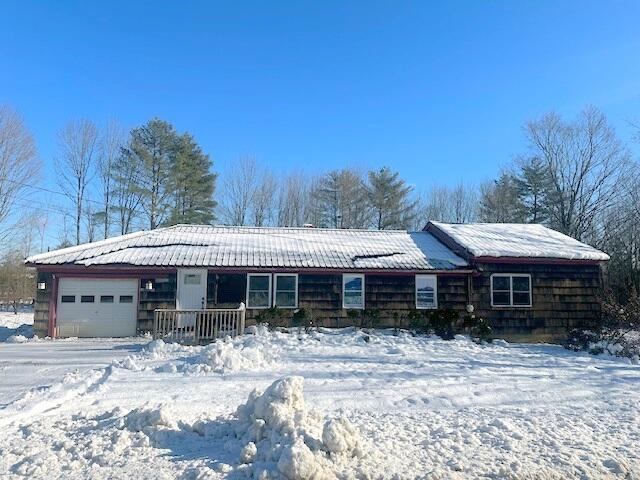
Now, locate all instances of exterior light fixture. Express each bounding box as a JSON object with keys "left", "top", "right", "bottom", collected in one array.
[
  {"left": 37, "top": 282, "right": 46, "bottom": 290},
  {"left": 466, "top": 304, "right": 475, "bottom": 313},
  {"left": 145, "top": 280, "right": 154, "bottom": 291}
]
